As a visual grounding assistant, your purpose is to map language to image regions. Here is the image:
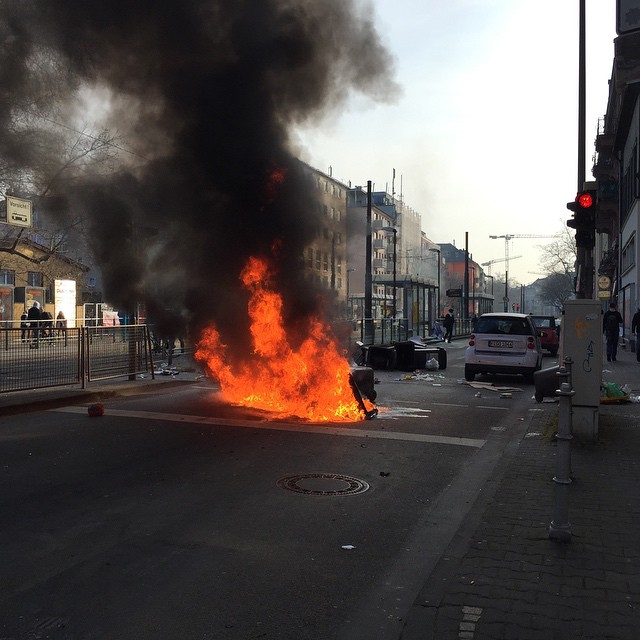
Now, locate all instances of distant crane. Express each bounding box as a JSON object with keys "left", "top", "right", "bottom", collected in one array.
[
  {"left": 481, "top": 255, "right": 522, "bottom": 275},
  {"left": 489, "top": 234, "right": 556, "bottom": 311}
]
